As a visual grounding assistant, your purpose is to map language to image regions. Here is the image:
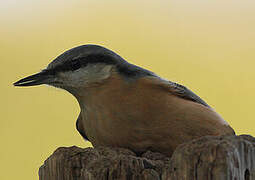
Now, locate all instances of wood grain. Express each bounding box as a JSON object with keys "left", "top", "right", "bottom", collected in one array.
[{"left": 39, "top": 135, "right": 255, "bottom": 180}]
